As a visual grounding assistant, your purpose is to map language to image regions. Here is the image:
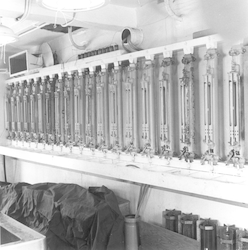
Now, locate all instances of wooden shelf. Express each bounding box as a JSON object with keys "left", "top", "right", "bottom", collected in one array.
[{"left": 0, "top": 145, "right": 247, "bottom": 208}]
